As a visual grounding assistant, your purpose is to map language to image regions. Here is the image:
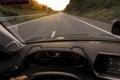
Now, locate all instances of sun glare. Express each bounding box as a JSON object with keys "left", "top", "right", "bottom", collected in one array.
[{"left": 36, "top": 0, "right": 70, "bottom": 11}]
